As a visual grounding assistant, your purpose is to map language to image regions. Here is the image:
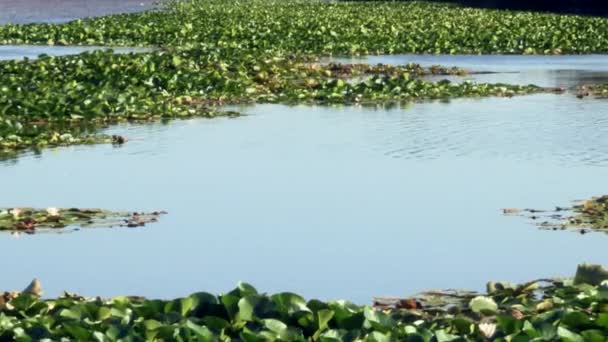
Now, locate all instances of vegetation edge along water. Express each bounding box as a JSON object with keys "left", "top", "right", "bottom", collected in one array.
[
  {"left": 505, "top": 195, "right": 608, "bottom": 235},
  {"left": 1, "top": 0, "right": 608, "bottom": 156},
  {"left": 2, "top": 2, "right": 608, "bottom": 339},
  {"left": 3, "top": 265, "right": 608, "bottom": 341},
  {"left": 0, "top": 207, "right": 166, "bottom": 235}
]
